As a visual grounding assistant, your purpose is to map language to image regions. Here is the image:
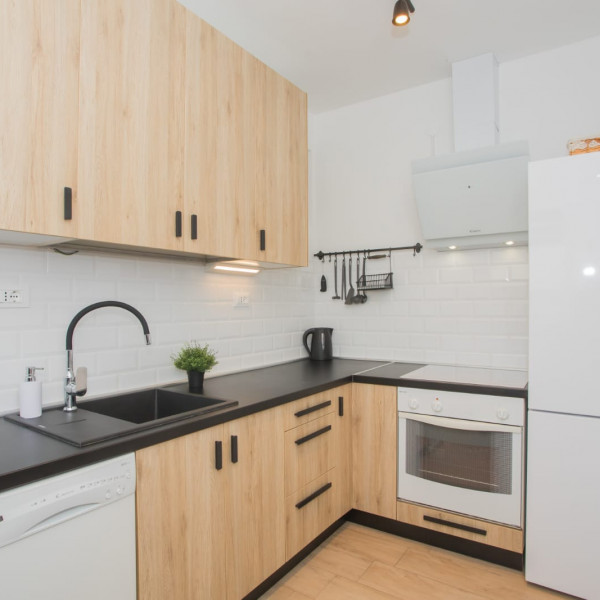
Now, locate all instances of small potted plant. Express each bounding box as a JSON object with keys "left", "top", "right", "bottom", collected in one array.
[{"left": 171, "top": 341, "right": 218, "bottom": 393}]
